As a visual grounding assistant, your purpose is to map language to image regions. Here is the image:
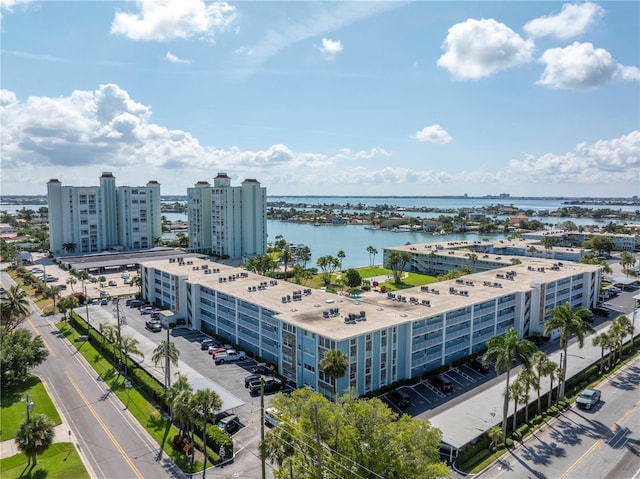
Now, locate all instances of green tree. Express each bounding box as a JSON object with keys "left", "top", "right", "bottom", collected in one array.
[
  {"left": 43, "top": 286, "right": 60, "bottom": 314},
  {"left": 319, "top": 349, "right": 349, "bottom": 400},
  {"left": 592, "top": 330, "right": 614, "bottom": 374},
  {"left": 152, "top": 340, "right": 180, "bottom": 389},
  {"left": 57, "top": 294, "right": 79, "bottom": 319},
  {"left": 540, "top": 236, "right": 555, "bottom": 258},
  {"left": 245, "top": 254, "right": 277, "bottom": 276},
  {"left": 366, "top": 245, "right": 378, "bottom": 267},
  {"left": 77, "top": 269, "right": 89, "bottom": 294},
  {"left": 530, "top": 351, "right": 557, "bottom": 416},
  {"left": 468, "top": 252, "right": 478, "bottom": 272},
  {"left": 291, "top": 265, "right": 312, "bottom": 285},
  {"left": 120, "top": 336, "right": 143, "bottom": 377},
  {"left": 344, "top": 269, "right": 362, "bottom": 289},
  {"left": 387, "top": 250, "right": 412, "bottom": 284},
  {"left": 316, "top": 255, "right": 340, "bottom": 286},
  {"left": 620, "top": 251, "right": 636, "bottom": 276},
  {"left": 610, "top": 314, "right": 633, "bottom": 361},
  {"left": 544, "top": 302, "right": 594, "bottom": 400},
  {"left": 61, "top": 242, "right": 76, "bottom": 254},
  {"left": 66, "top": 276, "right": 77, "bottom": 292},
  {"left": 0, "top": 329, "right": 49, "bottom": 387},
  {"left": 0, "top": 285, "right": 30, "bottom": 332},
  {"left": 294, "top": 245, "right": 312, "bottom": 268},
  {"left": 508, "top": 376, "right": 527, "bottom": 432},
  {"left": 545, "top": 360, "right": 559, "bottom": 409},
  {"left": 15, "top": 414, "right": 55, "bottom": 466},
  {"left": 191, "top": 388, "right": 222, "bottom": 474},
  {"left": 166, "top": 373, "right": 193, "bottom": 433},
  {"left": 280, "top": 247, "right": 292, "bottom": 279},
  {"left": 483, "top": 328, "right": 536, "bottom": 443},
  {"left": 264, "top": 388, "right": 449, "bottom": 479},
  {"left": 337, "top": 250, "right": 346, "bottom": 271},
  {"left": 487, "top": 425, "right": 502, "bottom": 450}
]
